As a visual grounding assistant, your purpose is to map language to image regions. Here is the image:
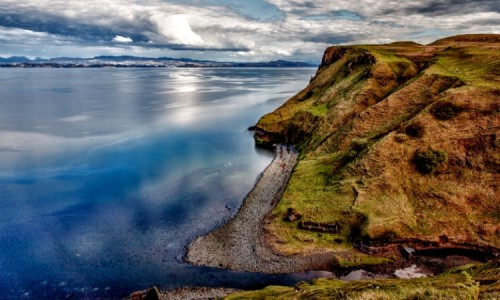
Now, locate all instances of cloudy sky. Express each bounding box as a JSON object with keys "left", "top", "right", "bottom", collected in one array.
[{"left": 0, "top": 0, "right": 498, "bottom": 62}]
